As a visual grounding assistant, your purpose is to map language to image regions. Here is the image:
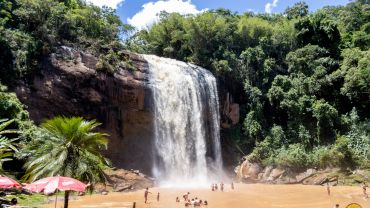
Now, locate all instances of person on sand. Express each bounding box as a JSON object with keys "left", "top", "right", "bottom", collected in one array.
[
  {"left": 215, "top": 183, "right": 218, "bottom": 191},
  {"left": 362, "top": 182, "right": 368, "bottom": 198},
  {"left": 221, "top": 182, "right": 224, "bottom": 192},
  {"left": 157, "top": 192, "right": 160, "bottom": 202},
  {"left": 204, "top": 200, "right": 208, "bottom": 206},
  {"left": 231, "top": 182, "right": 234, "bottom": 190},
  {"left": 334, "top": 204, "right": 339, "bottom": 208},
  {"left": 144, "top": 187, "right": 151, "bottom": 203},
  {"left": 176, "top": 196, "right": 180, "bottom": 202},
  {"left": 326, "top": 182, "right": 331, "bottom": 196},
  {"left": 211, "top": 184, "right": 215, "bottom": 191}
]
